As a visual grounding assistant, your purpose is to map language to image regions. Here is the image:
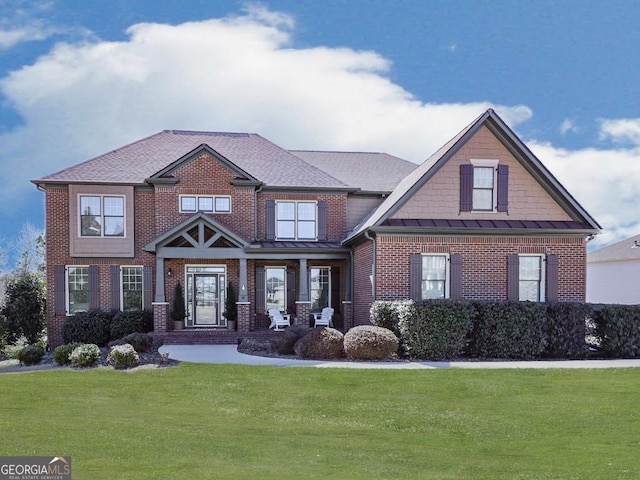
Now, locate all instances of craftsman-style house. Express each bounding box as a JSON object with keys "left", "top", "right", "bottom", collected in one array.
[{"left": 33, "top": 109, "right": 600, "bottom": 347}]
